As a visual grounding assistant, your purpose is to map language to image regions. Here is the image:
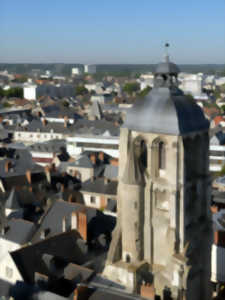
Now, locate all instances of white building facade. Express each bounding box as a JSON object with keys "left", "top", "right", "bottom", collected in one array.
[
  {"left": 23, "top": 84, "right": 37, "bottom": 100},
  {"left": 84, "top": 65, "right": 96, "bottom": 74}
]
